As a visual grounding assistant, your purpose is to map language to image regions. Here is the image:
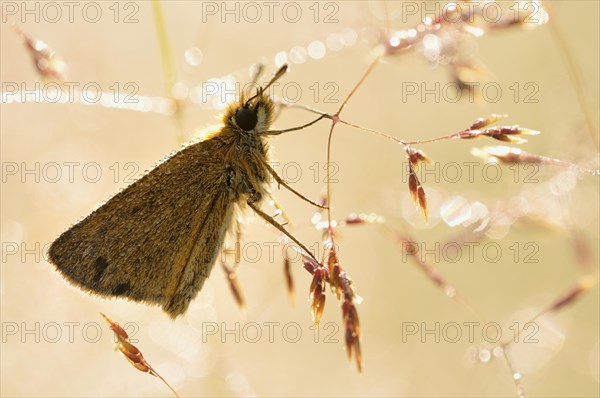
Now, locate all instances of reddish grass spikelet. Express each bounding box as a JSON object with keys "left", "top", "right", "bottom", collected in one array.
[
  {"left": 339, "top": 270, "right": 362, "bottom": 372},
  {"left": 471, "top": 146, "right": 544, "bottom": 165},
  {"left": 543, "top": 276, "right": 597, "bottom": 315},
  {"left": 344, "top": 214, "right": 369, "bottom": 225},
  {"left": 395, "top": 235, "right": 480, "bottom": 319},
  {"left": 504, "top": 276, "right": 598, "bottom": 356},
  {"left": 341, "top": 213, "right": 385, "bottom": 227},
  {"left": 405, "top": 146, "right": 432, "bottom": 170},
  {"left": 13, "top": 26, "right": 66, "bottom": 83},
  {"left": 301, "top": 255, "right": 319, "bottom": 274},
  {"left": 404, "top": 146, "right": 429, "bottom": 221},
  {"left": 472, "top": 146, "right": 600, "bottom": 175},
  {"left": 283, "top": 254, "right": 295, "bottom": 305},
  {"left": 407, "top": 164, "right": 428, "bottom": 222},
  {"left": 469, "top": 114, "right": 508, "bottom": 130},
  {"left": 459, "top": 125, "right": 540, "bottom": 144},
  {"left": 308, "top": 265, "right": 327, "bottom": 326},
  {"left": 221, "top": 262, "right": 246, "bottom": 309},
  {"left": 450, "top": 61, "right": 488, "bottom": 96},
  {"left": 408, "top": 173, "right": 418, "bottom": 202},
  {"left": 327, "top": 248, "right": 362, "bottom": 371},
  {"left": 485, "top": 126, "right": 540, "bottom": 144},
  {"left": 301, "top": 251, "right": 362, "bottom": 371},
  {"left": 100, "top": 313, "right": 179, "bottom": 398},
  {"left": 571, "top": 230, "right": 596, "bottom": 270},
  {"left": 404, "top": 244, "right": 446, "bottom": 288},
  {"left": 417, "top": 186, "right": 427, "bottom": 220},
  {"left": 327, "top": 249, "right": 342, "bottom": 299}
]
